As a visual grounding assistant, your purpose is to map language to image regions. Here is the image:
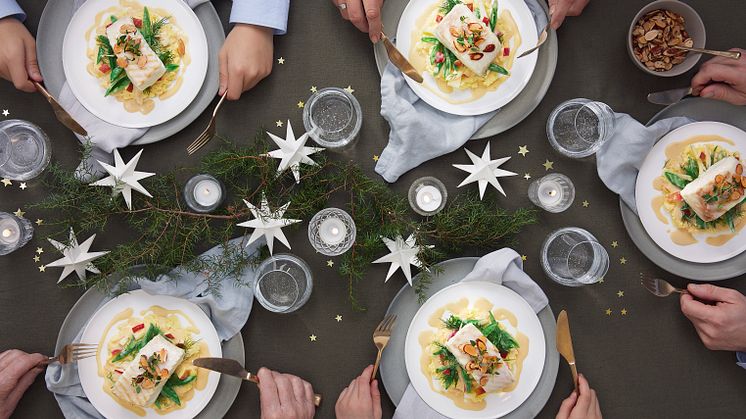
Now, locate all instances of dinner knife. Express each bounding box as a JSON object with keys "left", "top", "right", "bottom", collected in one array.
[
  {"left": 380, "top": 32, "right": 424, "bottom": 84},
  {"left": 556, "top": 310, "right": 579, "bottom": 391},
  {"left": 647, "top": 87, "right": 693, "bottom": 106},
  {"left": 32, "top": 81, "right": 88, "bottom": 137},
  {"left": 193, "top": 358, "right": 322, "bottom": 406}
]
